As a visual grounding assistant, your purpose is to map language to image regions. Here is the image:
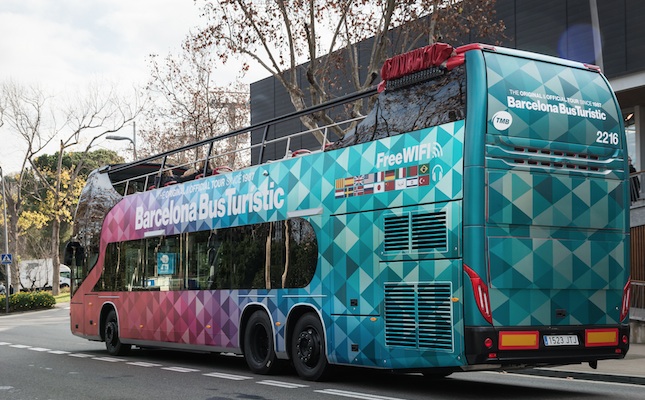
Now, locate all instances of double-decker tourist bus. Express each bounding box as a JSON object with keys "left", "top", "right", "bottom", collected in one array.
[{"left": 65, "top": 43, "right": 631, "bottom": 381}]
